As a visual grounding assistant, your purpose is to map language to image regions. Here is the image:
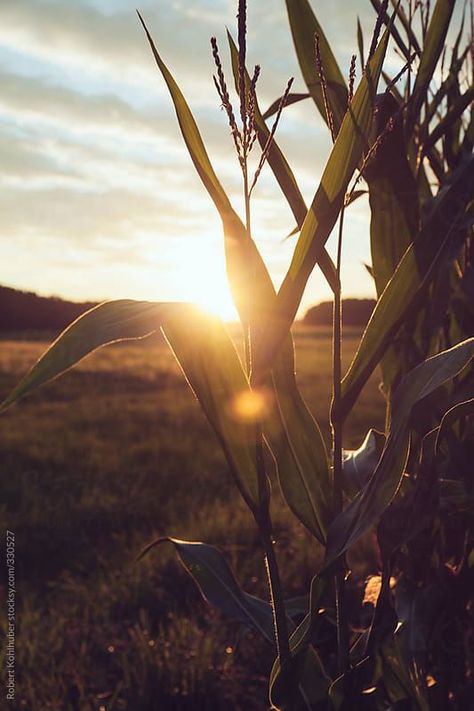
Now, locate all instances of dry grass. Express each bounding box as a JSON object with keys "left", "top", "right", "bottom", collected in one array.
[{"left": 0, "top": 326, "right": 385, "bottom": 710}]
